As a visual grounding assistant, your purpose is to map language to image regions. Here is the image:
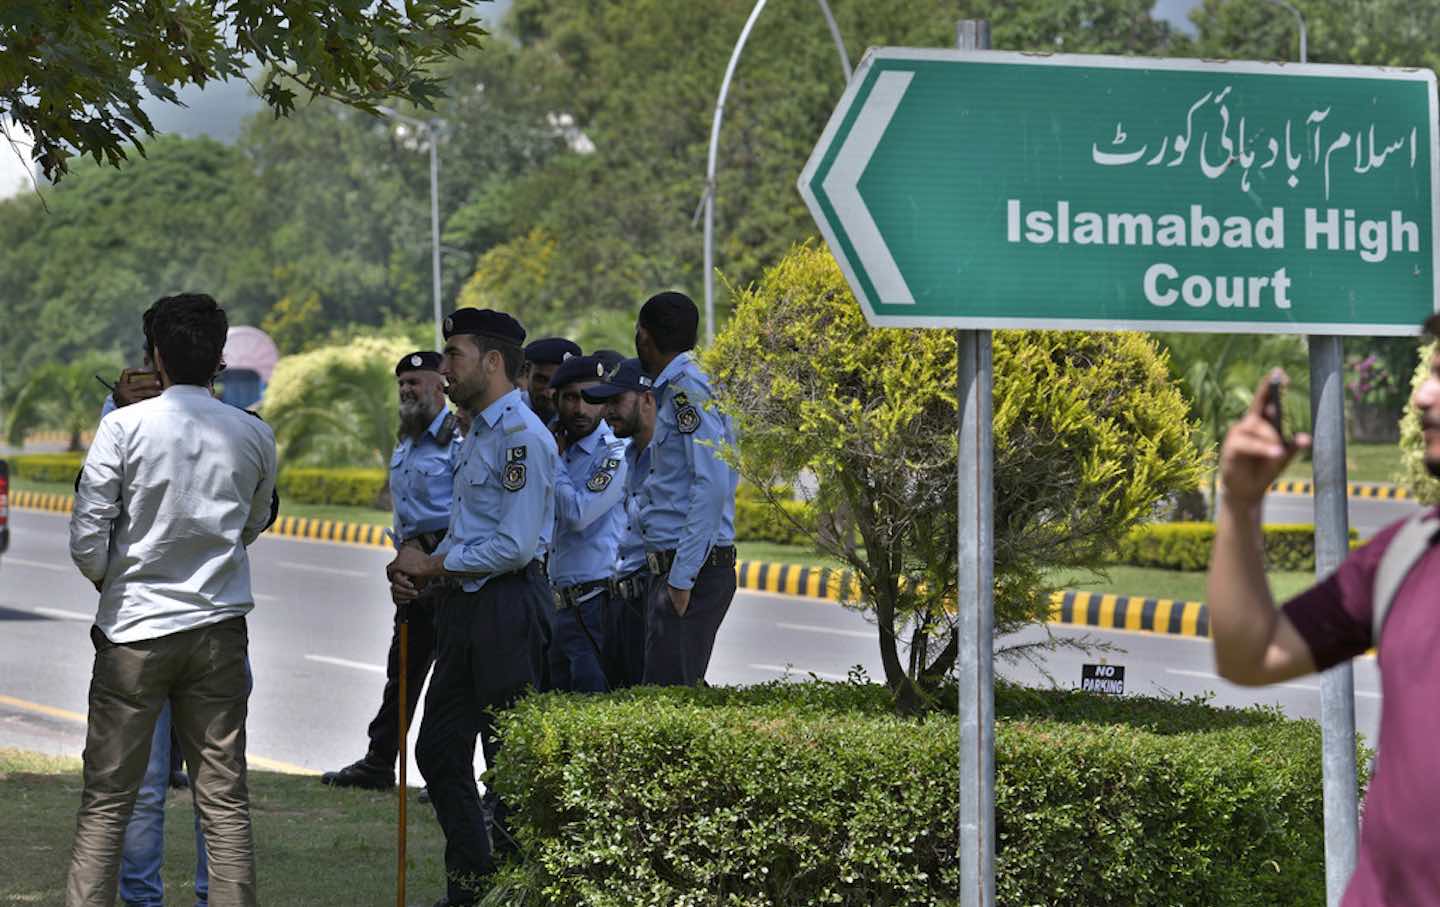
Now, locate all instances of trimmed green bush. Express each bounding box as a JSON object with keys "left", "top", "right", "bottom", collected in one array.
[
  {"left": 1114, "top": 521, "right": 1358, "bottom": 571},
  {"left": 276, "top": 468, "right": 386, "bottom": 507},
  {"left": 489, "top": 681, "right": 1347, "bottom": 907},
  {"left": 7, "top": 453, "right": 85, "bottom": 483},
  {"left": 733, "top": 497, "right": 812, "bottom": 545}
]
